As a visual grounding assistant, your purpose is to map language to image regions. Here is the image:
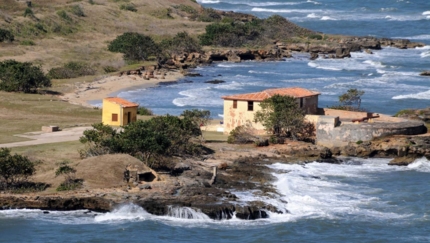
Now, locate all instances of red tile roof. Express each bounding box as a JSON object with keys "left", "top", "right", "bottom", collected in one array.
[
  {"left": 104, "top": 97, "right": 138, "bottom": 107},
  {"left": 222, "top": 87, "right": 320, "bottom": 101}
]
